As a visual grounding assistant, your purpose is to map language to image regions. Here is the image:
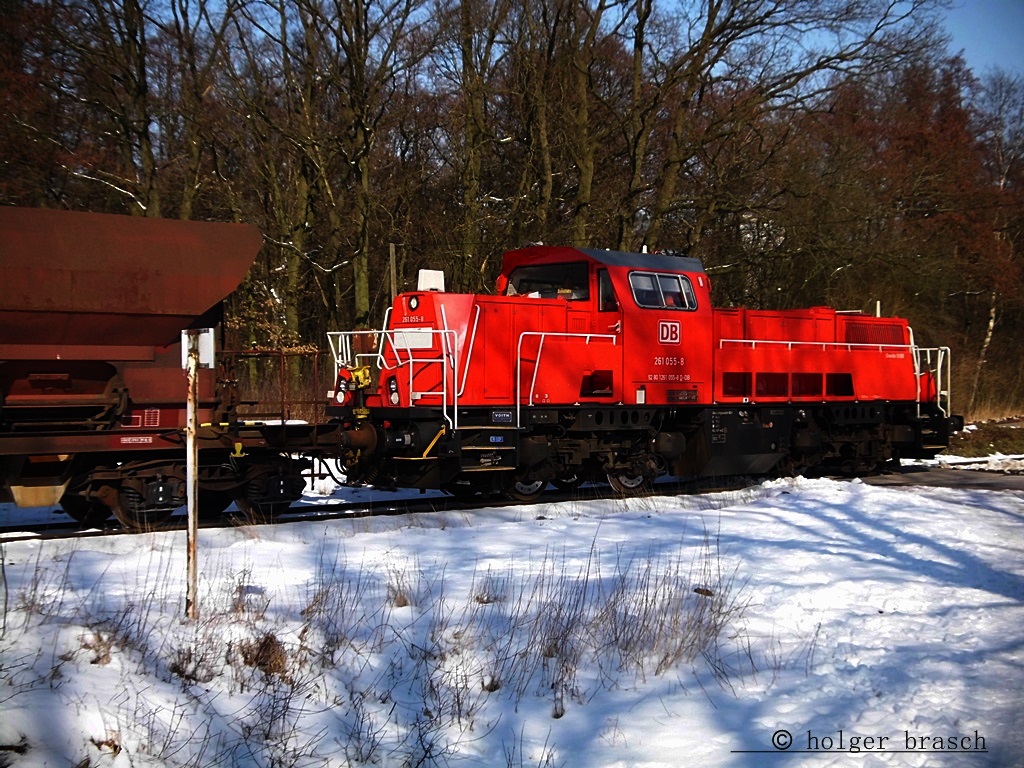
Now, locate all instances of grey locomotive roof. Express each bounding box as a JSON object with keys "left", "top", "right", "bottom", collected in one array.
[{"left": 576, "top": 247, "right": 706, "bottom": 274}]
